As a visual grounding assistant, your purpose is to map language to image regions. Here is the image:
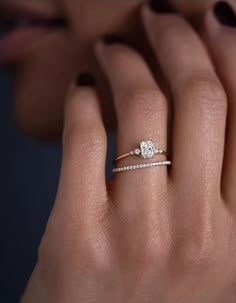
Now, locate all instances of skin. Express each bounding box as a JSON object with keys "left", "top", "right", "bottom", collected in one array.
[
  {"left": 21, "top": 2, "right": 236, "bottom": 302},
  {"left": 1, "top": 0, "right": 214, "bottom": 141}
]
